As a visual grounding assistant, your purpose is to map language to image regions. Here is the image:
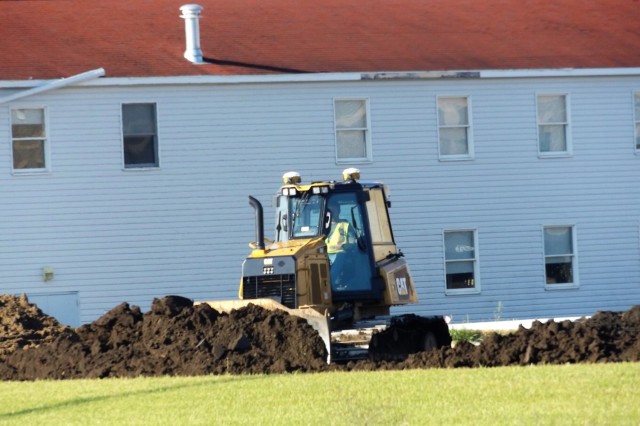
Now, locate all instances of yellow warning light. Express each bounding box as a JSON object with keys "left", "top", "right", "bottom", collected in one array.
[
  {"left": 282, "top": 171, "right": 302, "bottom": 185},
  {"left": 342, "top": 168, "right": 360, "bottom": 181}
]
